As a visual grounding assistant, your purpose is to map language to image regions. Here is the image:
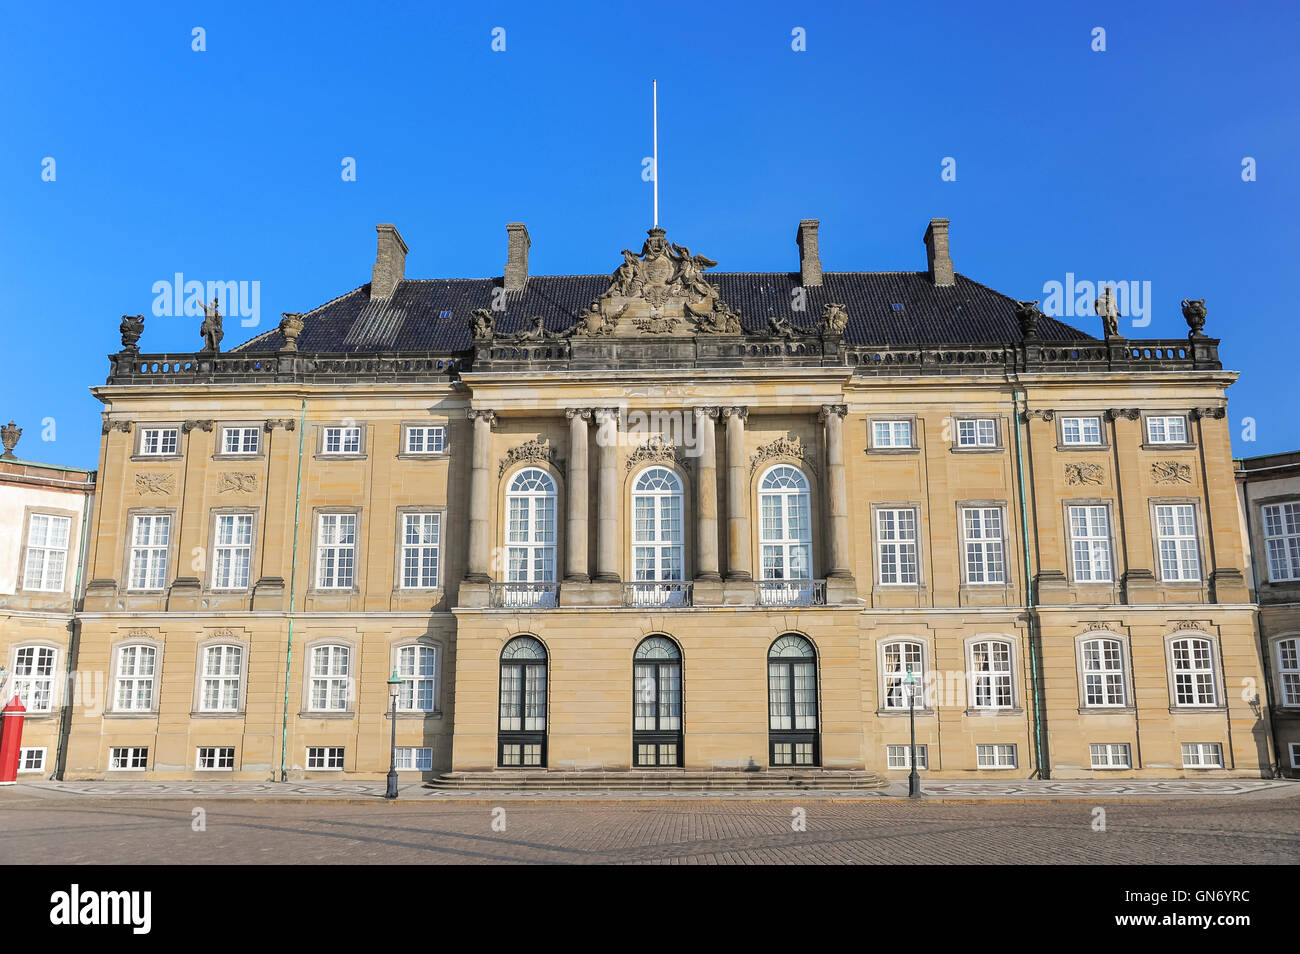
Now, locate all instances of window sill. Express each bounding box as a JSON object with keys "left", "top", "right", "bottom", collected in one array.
[
  {"left": 130, "top": 455, "right": 184, "bottom": 463},
  {"left": 298, "top": 711, "right": 356, "bottom": 720},
  {"left": 876, "top": 708, "right": 935, "bottom": 718},
  {"left": 1142, "top": 443, "right": 1196, "bottom": 452},
  {"left": 1169, "top": 705, "right": 1226, "bottom": 714},
  {"left": 951, "top": 446, "right": 1003, "bottom": 454},
  {"left": 313, "top": 454, "right": 367, "bottom": 462},
  {"left": 212, "top": 454, "right": 265, "bottom": 462},
  {"left": 864, "top": 447, "right": 920, "bottom": 455},
  {"left": 385, "top": 711, "right": 444, "bottom": 720},
  {"left": 396, "top": 453, "right": 450, "bottom": 461},
  {"left": 1077, "top": 706, "right": 1136, "bottom": 715},
  {"left": 189, "top": 711, "right": 245, "bottom": 719},
  {"left": 964, "top": 707, "right": 1024, "bottom": 717},
  {"left": 103, "top": 712, "right": 159, "bottom": 720}
]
